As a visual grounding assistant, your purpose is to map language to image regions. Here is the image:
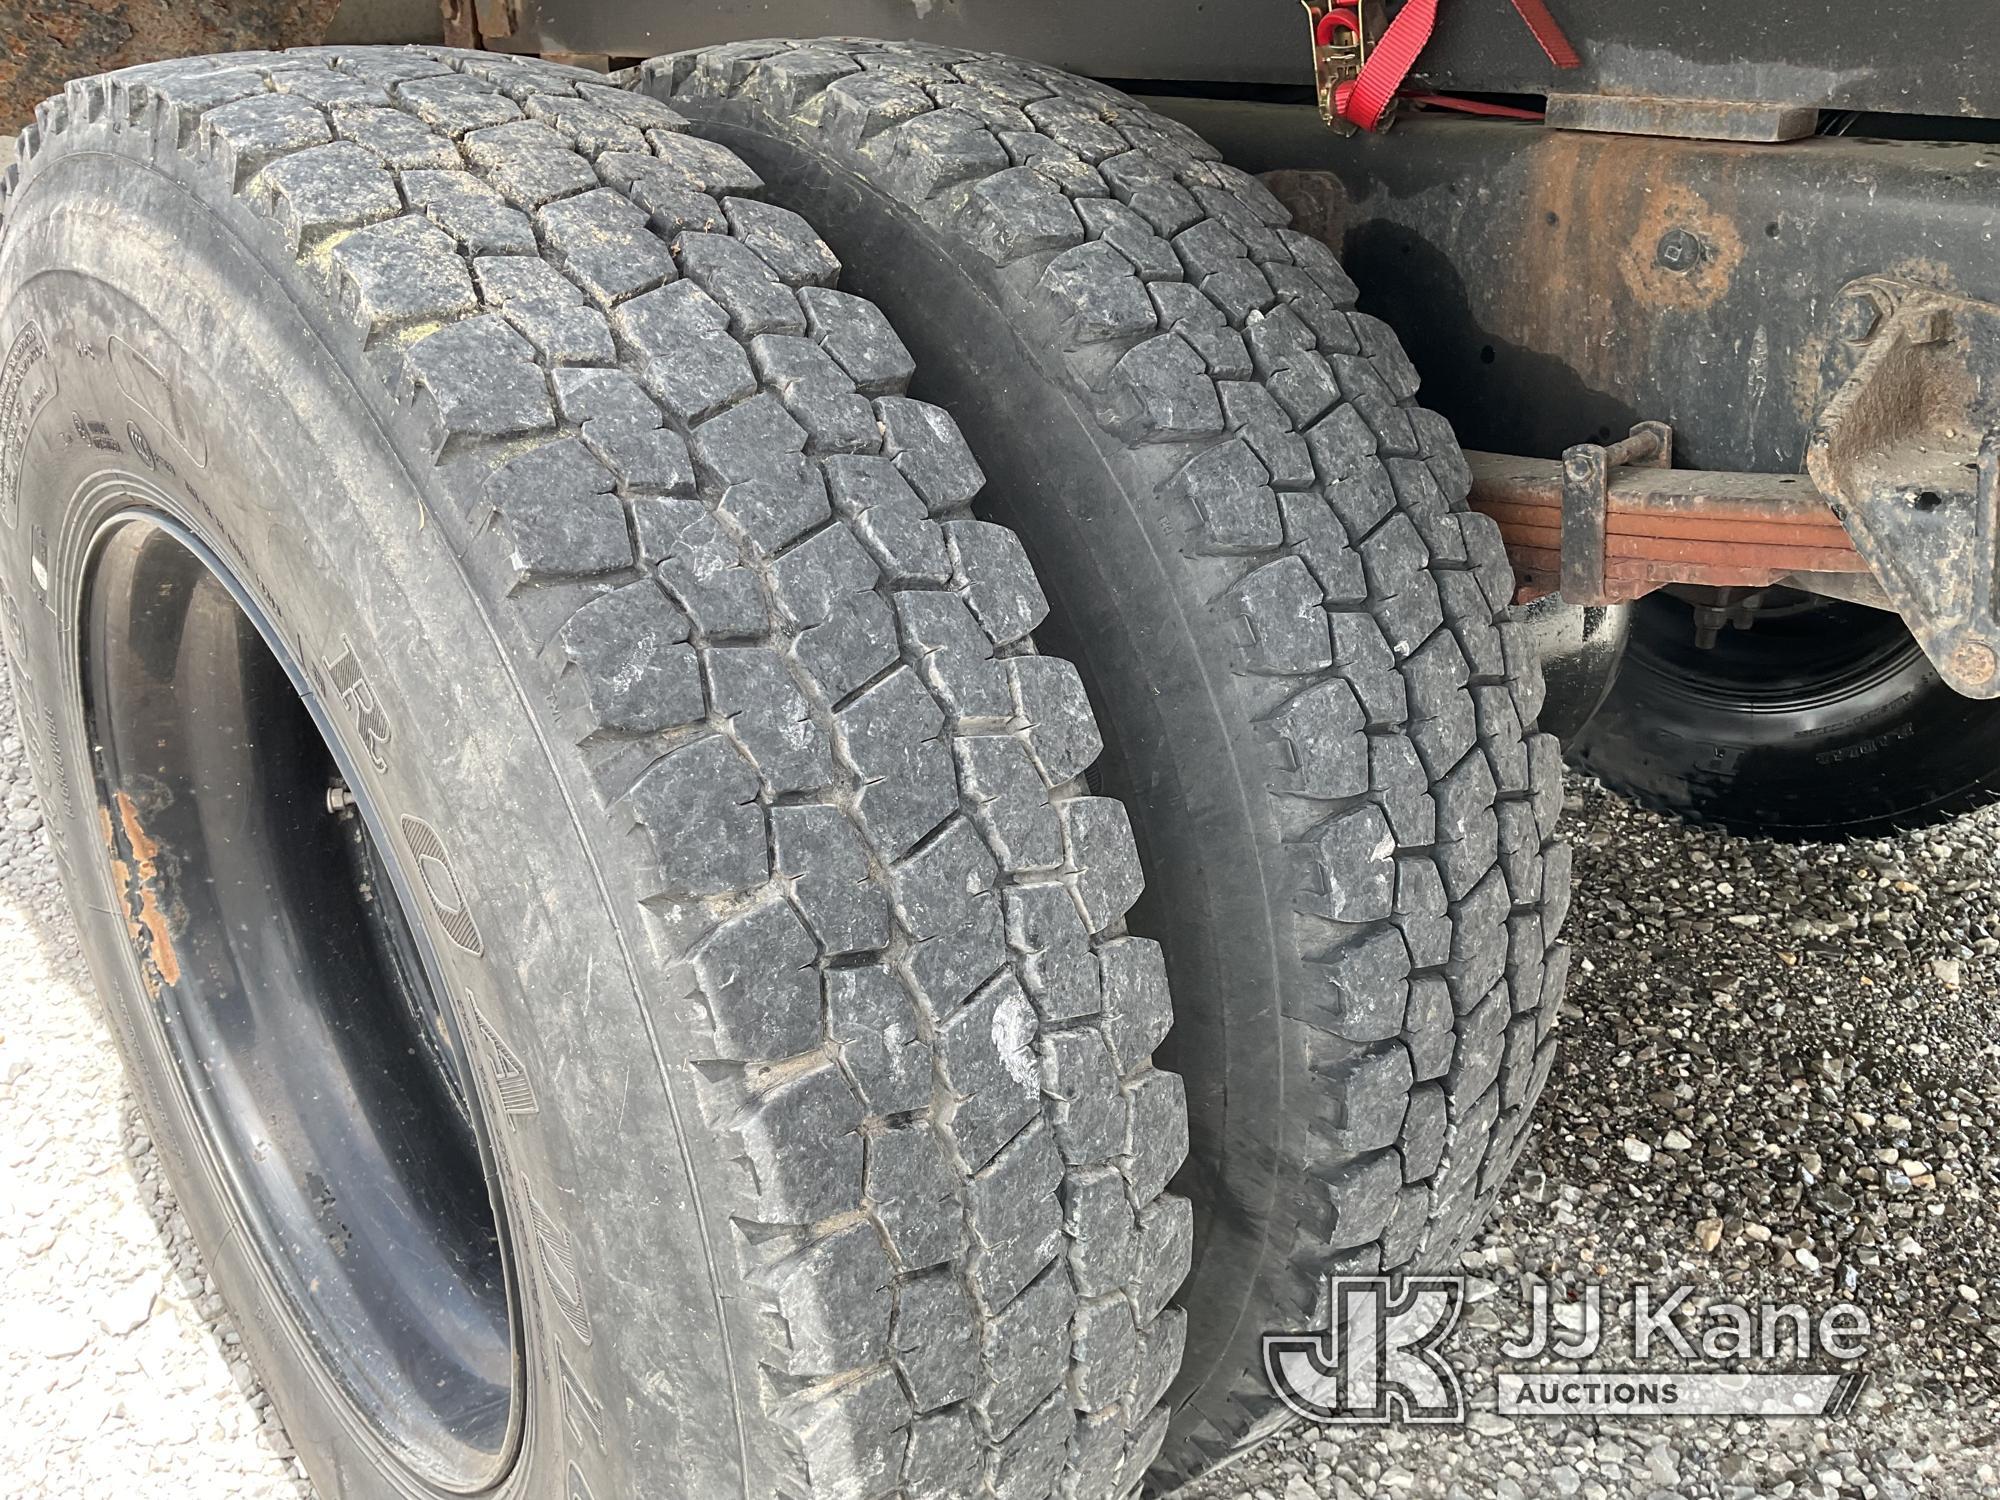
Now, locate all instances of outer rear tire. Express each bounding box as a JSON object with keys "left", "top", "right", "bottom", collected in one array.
[
  {"left": 1, "top": 44, "right": 1183, "bottom": 1500},
  {"left": 650, "top": 39, "right": 1572, "bottom": 1480}
]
